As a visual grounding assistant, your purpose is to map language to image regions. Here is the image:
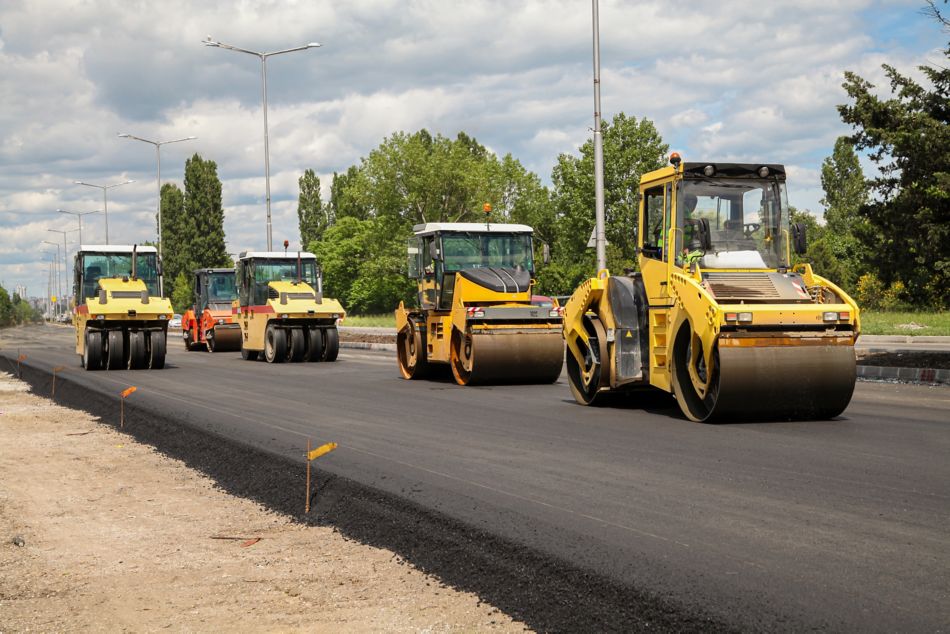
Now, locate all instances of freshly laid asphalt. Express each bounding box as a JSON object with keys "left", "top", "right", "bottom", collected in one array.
[{"left": 3, "top": 325, "right": 949, "bottom": 632}]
